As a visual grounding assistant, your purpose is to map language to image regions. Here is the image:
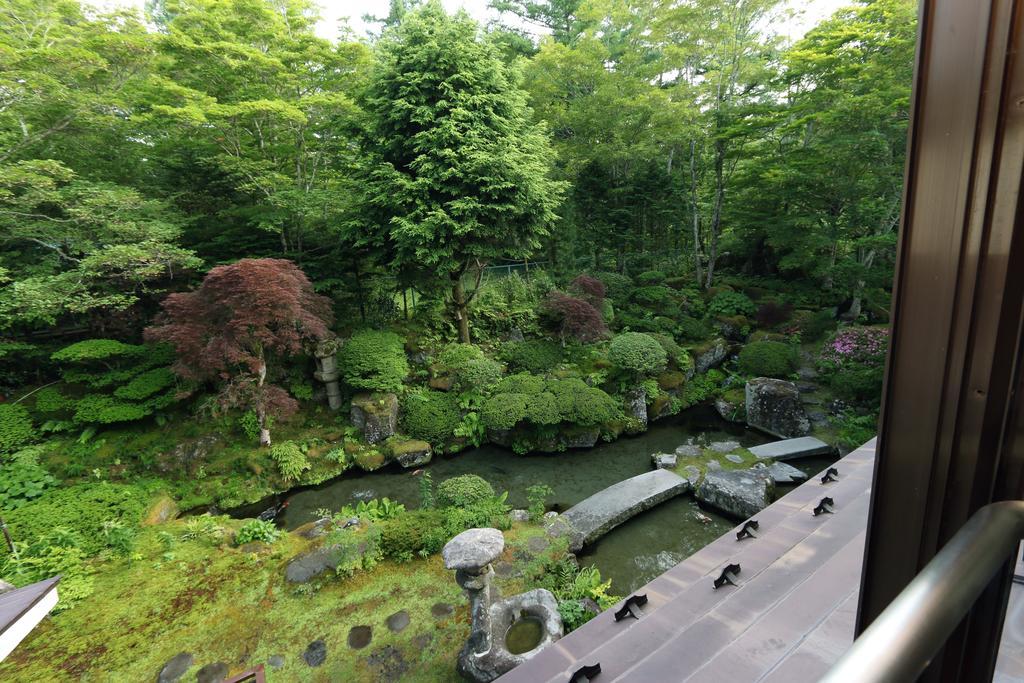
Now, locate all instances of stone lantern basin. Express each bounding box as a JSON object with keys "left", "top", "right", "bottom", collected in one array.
[{"left": 443, "top": 528, "right": 564, "bottom": 681}]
